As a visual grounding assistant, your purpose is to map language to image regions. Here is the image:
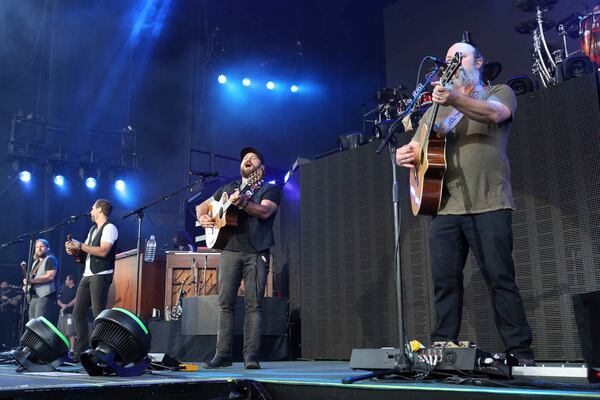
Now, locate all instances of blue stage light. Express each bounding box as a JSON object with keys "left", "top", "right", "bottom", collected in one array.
[
  {"left": 115, "top": 179, "right": 126, "bottom": 192},
  {"left": 19, "top": 171, "right": 31, "bottom": 183},
  {"left": 284, "top": 171, "right": 291, "bottom": 184},
  {"left": 268, "top": 180, "right": 276, "bottom": 185},
  {"left": 242, "top": 78, "right": 251, "bottom": 87},
  {"left": 85, "top": 177, "right": 97, "bottom": 189},
  {"left": 290, "top": 85, "right": 299, "bottom": 93},
  {"left": 217, "top": 74, "right": 227, "bottom": 84},
  {"left": 266, "top": 81, "right": 276, "bottom": 90},
  {"left": 53, "top": 175, "right": 65, "bottom": 187}
]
